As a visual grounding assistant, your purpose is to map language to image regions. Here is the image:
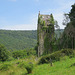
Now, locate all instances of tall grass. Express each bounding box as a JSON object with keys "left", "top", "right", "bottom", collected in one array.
[
  {"left": 29, "top": 56, "right": 75, "bottom": 75},
  {"left": 0, "top": 50, "right": 75, "bottom": 75}
]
